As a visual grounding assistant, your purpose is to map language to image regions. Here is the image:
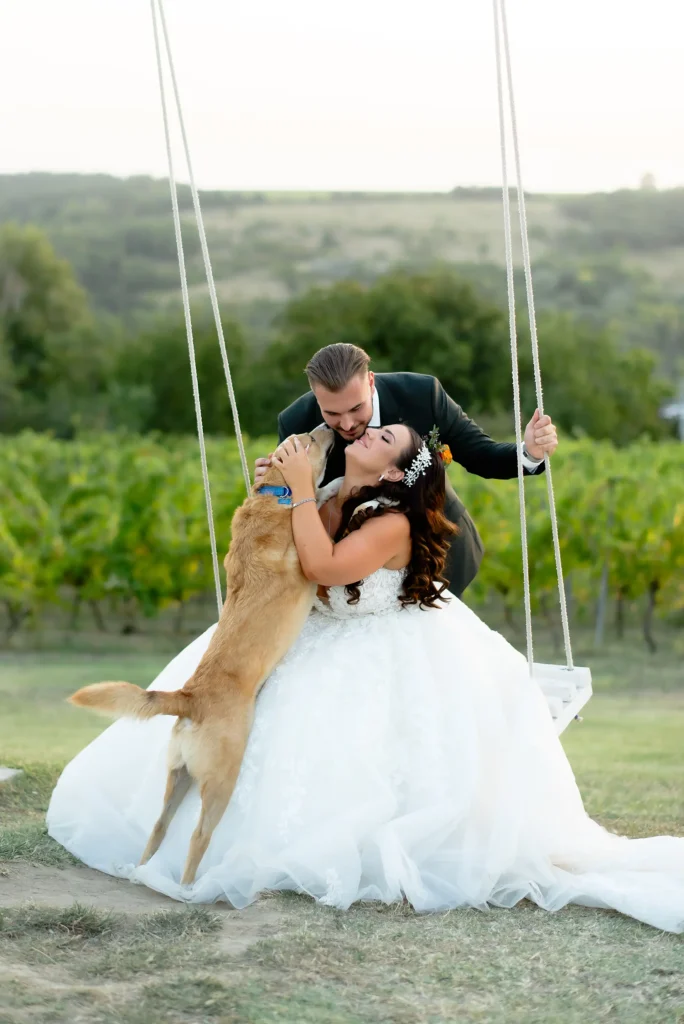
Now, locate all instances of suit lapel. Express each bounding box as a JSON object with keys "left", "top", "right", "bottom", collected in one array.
[{"left": 375, "top": 376, "right": 402, "bottom": 427}]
